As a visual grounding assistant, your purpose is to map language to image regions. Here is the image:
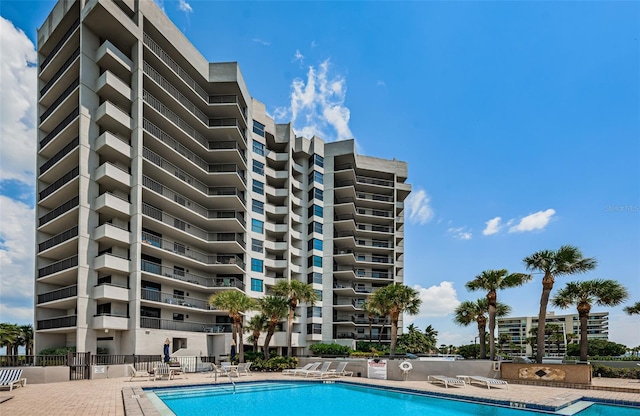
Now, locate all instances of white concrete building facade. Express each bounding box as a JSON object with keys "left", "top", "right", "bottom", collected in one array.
[{"left": 34, "top": 0, "right": 410, "bottom": 358}]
